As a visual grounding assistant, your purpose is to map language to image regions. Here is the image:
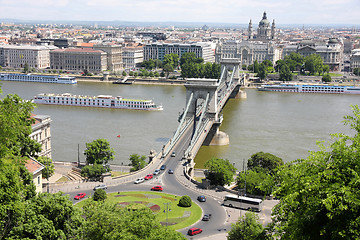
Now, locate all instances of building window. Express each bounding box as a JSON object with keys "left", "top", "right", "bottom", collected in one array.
[{"left": 37, "top": 176, "right": 41, "bottom": 186}]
